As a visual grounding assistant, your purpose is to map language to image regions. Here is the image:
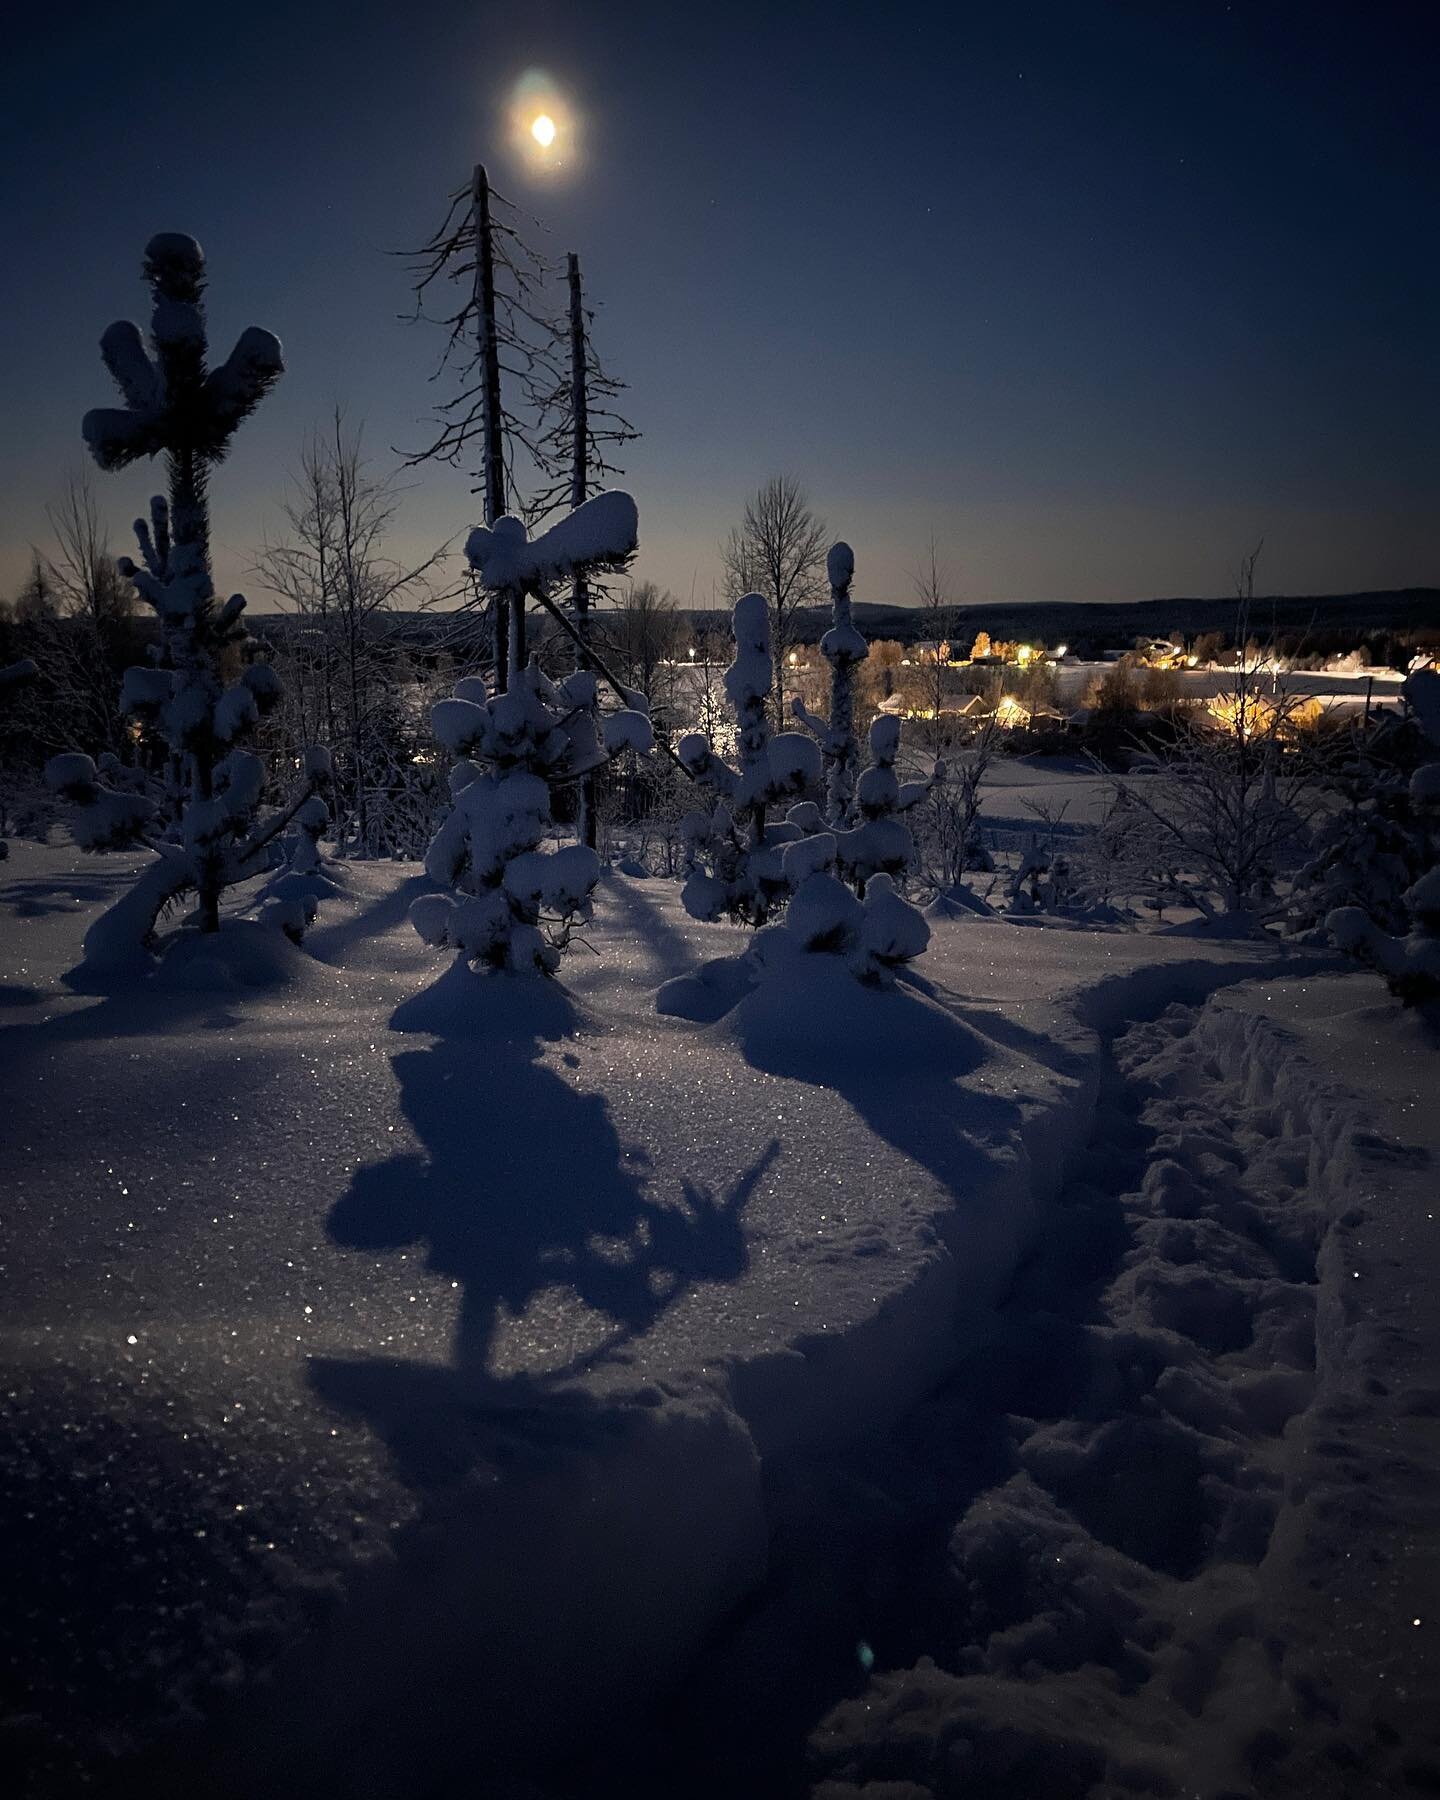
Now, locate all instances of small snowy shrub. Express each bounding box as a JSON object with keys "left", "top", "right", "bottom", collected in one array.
[
  {"left": 1328, "top": 668, "right": 1440, "bottom": 1006},
  {"left": 1289, "top": 773, "right": 1430, "bottom": 938},
  {"left": 754, "top": 867, "right": 931, "bottom": 988},
  {"left": 0, "top": 659, "right": 40, "bottom": 858},
  {"left": 251, "top": 750, "right": 337, "bottom": 945},
  {"left": 48, "top": 233, "right": 325, "bottom": 970}
]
